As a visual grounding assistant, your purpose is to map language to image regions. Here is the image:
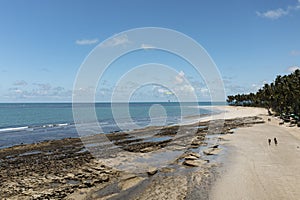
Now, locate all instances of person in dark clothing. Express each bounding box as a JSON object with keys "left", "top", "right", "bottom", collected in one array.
[
  {"left": 274, "top": 137, "right": 278, "bottom": 146},
  {"left": 268, "top": 139, "right": 271, "bottom": 145}
]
